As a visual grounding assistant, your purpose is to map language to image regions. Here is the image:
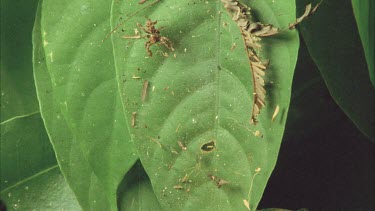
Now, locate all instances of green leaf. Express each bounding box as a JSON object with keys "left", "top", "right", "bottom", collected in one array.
[
  {"left": 1, "top": 113, "right": 56, "bottom": 190},
  {"left": 0, "top": 113, "right": 81, "bottom": 210},
  {"left": 1, "top": 169, "right": 81, "bottom": 211},
  {"left": 352, "top": 0, "right": 374, "bottom": 87},
  {"left": 297, "top": 0, "right": 375, "bottom": 142},
  {"left": 1, "top": 167, "right": 81, "bottom": 211},
  {"left": 0, "top": 0, "right": 40, "bottom": 122},
  {"left": 117, "top": 161, "right": 162, "bottom": 211},
  {"left": 111, "top": 1, "right": 299, "bottom": 210},
  {"left": 33, "top": 0, "right": 138, "bottom": 210}
]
